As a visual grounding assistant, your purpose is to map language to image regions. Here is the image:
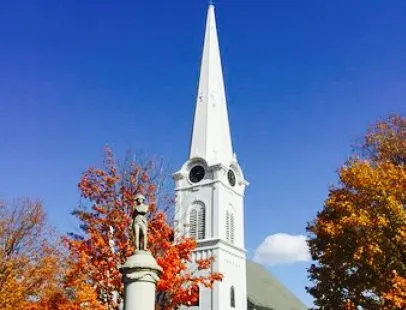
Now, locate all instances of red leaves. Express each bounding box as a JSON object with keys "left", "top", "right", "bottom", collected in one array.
[{"left": 66, "top": 148, "right": 222, "bottom": 309}]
